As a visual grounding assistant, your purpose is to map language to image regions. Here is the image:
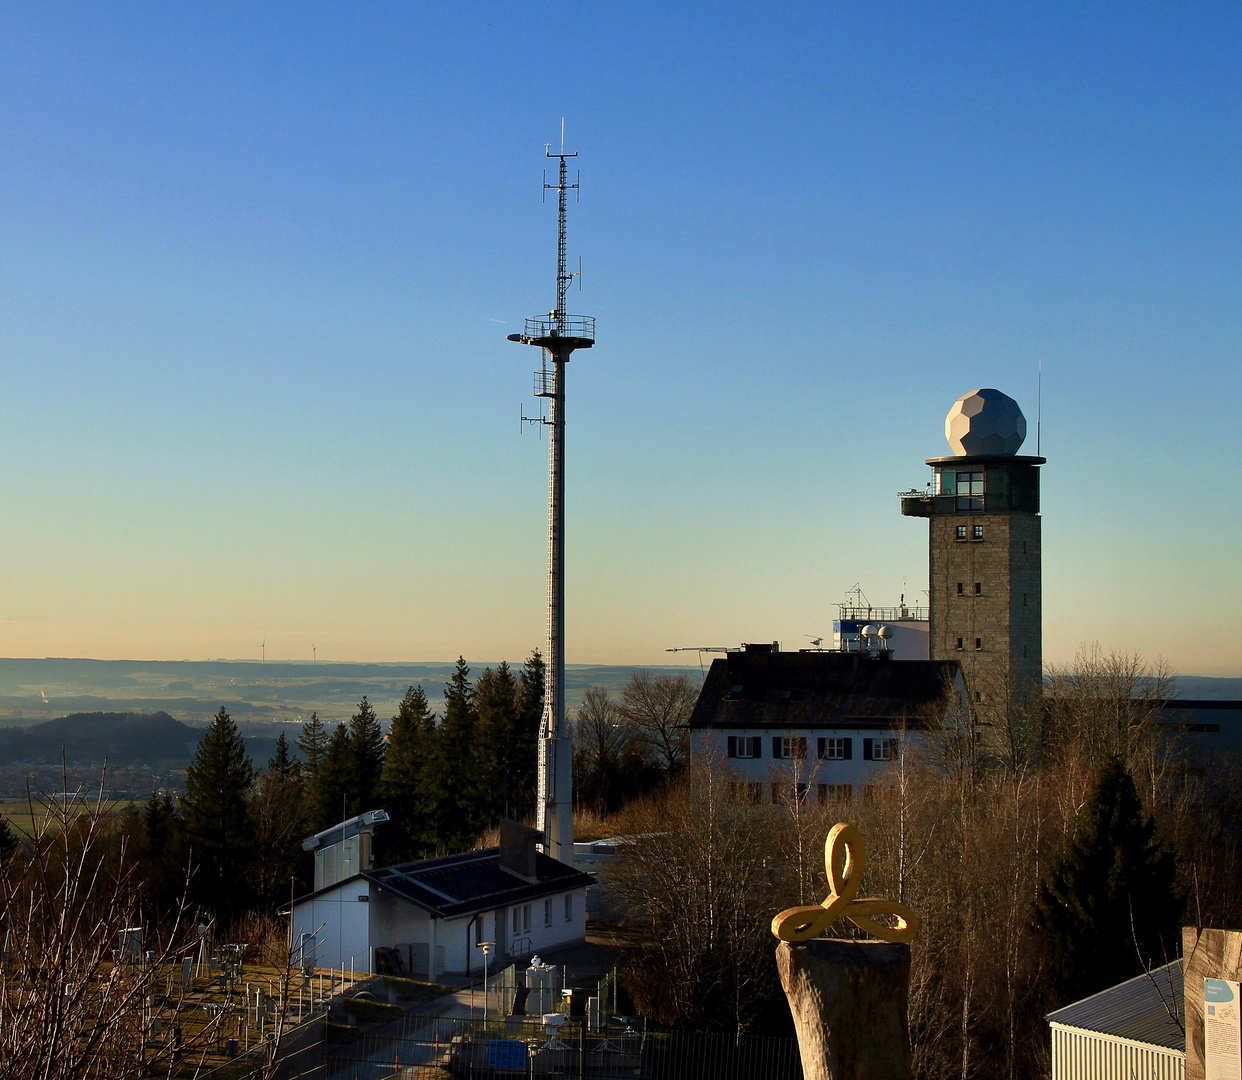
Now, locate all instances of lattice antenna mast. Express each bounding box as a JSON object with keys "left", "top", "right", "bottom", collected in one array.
[
  {"left": 545, "top": 119, "right": 580, "bottom": 332},
  {"left": 508, "top": 122, "right": 594, "bottom": 863}
]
